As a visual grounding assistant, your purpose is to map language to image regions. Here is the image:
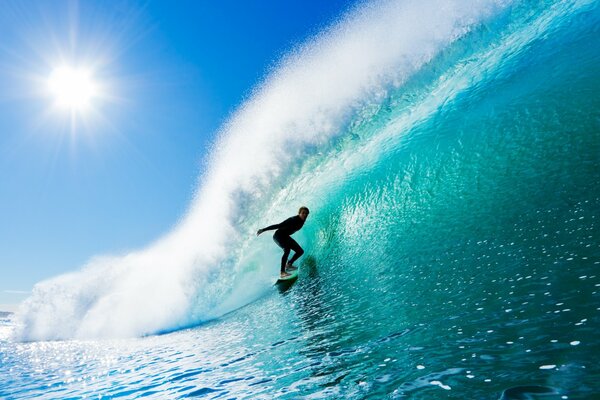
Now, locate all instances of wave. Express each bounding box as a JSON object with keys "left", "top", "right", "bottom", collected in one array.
[{"left": 15, "top": 0, "right": 599, "bottom": 340}]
